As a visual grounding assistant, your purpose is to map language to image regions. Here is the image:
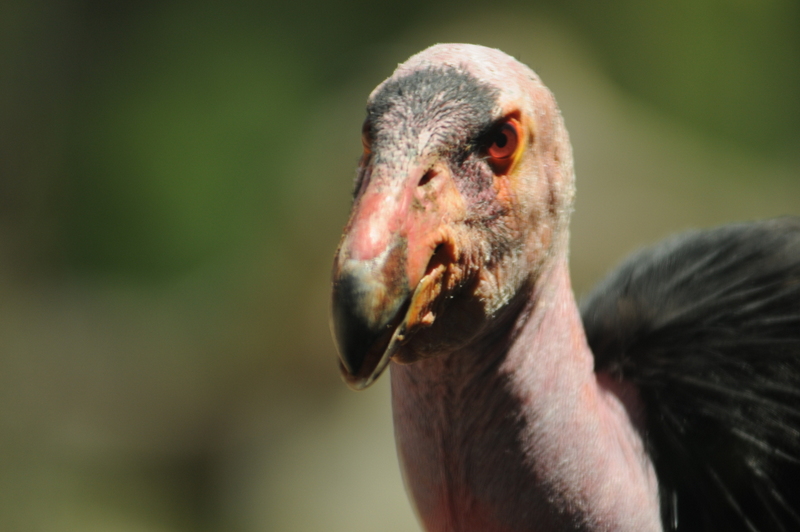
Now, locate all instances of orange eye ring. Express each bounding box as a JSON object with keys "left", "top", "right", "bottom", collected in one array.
[{"left": 487, "top": 118, "right": 520, "bottom": 173}]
